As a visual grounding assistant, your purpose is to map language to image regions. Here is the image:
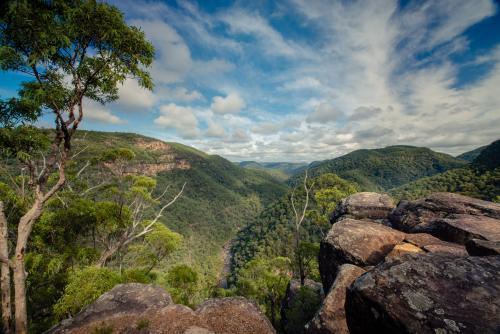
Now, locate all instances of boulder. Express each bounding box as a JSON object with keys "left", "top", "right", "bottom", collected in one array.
[
  {"left": 281, "top": 279, "right": 323, "bottom": 334},
  {"left": 48, "top": 284, "right": 275, "bottom": 334},
  {"left": 422, "top": 244, "right": 468, "bottom": 256},
  {"left": 306, "top": 264, "right": 366, "bottom": 334},
  {"left": 319, "top": 218, "right": 405, "bottom": 290},
  {"left": 423, "top": 214, "right": 500, "bottom": 245},
  {"left": 345, "top": 254, "right": 500, "bottom": 334},
  {"left": 385, "top": 243, "right": 424, "bottom": 261},
  {"left": 403, "top": 233, "right": 456, "bottom": 248},
  {"left": 390, "top": 192, "right": 500, "bottom": 233},
  {"left": 331, "top": 192, "right": 395, "bottom": 223},
  {"left": 402, "top": 233, "right": 468, "bottom": 256},
  {"left": 466, "top": 239, "right": 500, "bottom": 256}
]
